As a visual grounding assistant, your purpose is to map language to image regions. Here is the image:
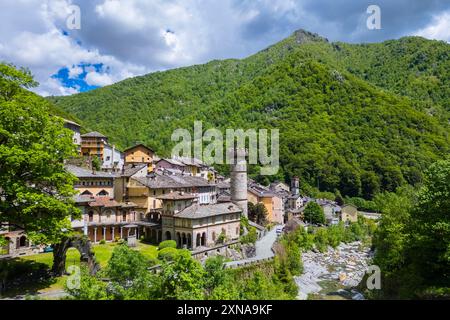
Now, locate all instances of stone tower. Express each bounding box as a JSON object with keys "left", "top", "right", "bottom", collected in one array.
[
  {"left": 291, "top": 176, "right": 300, "bottom": 195},
  {"left": 230, "top": 148, "right": 248, "bottom": 217}
]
